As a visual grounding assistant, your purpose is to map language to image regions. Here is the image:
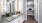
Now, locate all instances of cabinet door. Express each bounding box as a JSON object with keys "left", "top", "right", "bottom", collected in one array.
[
  {"left": 1, "top": 19, "right": 9, "bottom": 23},
  {"left": 18, "top": 16, "right": 24, "bottom": 23},
  {"left": 18, "top": 20, "right": 20, "bottom": 23},
  {"left": 10, "top": 19, "right": 18, "bottom": 23}
]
